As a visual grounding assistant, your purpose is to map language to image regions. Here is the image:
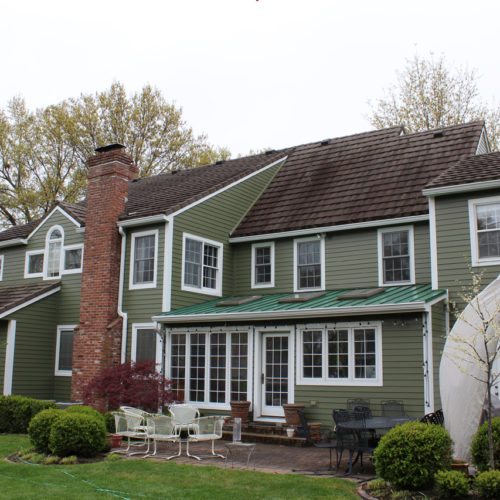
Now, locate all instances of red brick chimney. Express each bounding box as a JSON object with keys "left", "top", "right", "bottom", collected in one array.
[{"left": 71, "top": 144, "right": 138, "bottom": 403}]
